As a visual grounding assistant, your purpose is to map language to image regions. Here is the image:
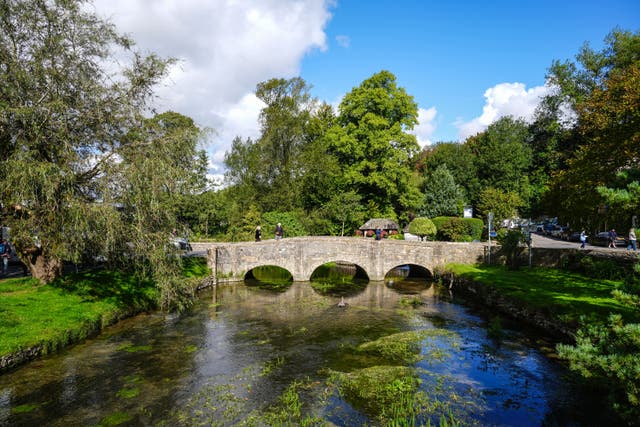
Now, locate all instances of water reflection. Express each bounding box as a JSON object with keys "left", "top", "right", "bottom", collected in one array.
[{"left": 0, "top": 280, "right": 619, "bottom": 426}]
